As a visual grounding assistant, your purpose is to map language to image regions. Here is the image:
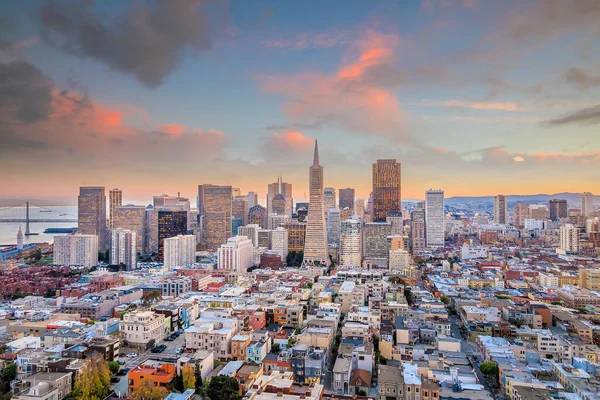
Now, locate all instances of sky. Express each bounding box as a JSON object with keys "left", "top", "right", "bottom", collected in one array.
[{"left": 1, "top": 0, "right": 600, "bottom": 204}]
